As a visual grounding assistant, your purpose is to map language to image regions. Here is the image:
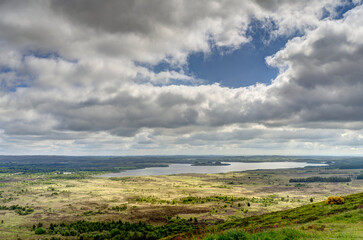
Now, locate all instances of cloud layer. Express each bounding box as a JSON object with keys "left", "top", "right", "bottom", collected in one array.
[{"left": 1, "top": 0, "right": 363, "bottom": 155}]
